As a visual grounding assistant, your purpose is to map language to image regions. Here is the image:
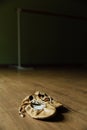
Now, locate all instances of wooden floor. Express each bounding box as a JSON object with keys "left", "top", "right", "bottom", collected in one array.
[{"left": 0, "top": 67, "right": 87, "bottom": 130}]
